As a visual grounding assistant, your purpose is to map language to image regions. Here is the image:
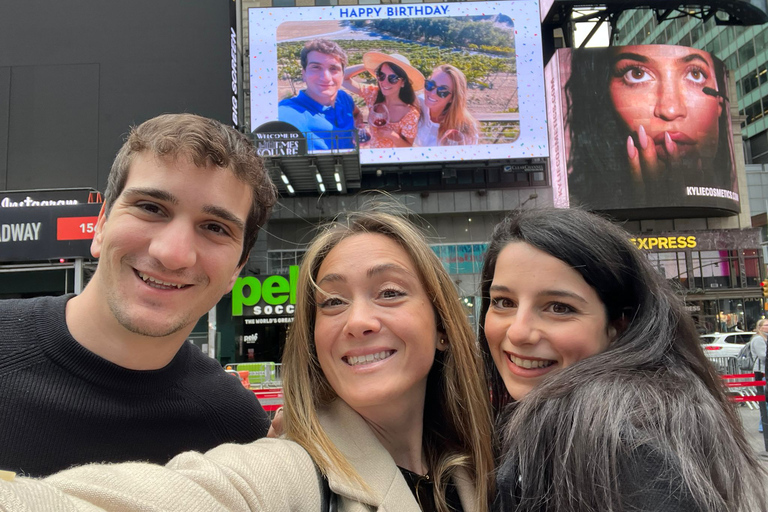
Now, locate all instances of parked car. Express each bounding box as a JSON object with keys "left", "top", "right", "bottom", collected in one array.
[{"left": 700, "top": 332, "right": 755, "bottom": 359}]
